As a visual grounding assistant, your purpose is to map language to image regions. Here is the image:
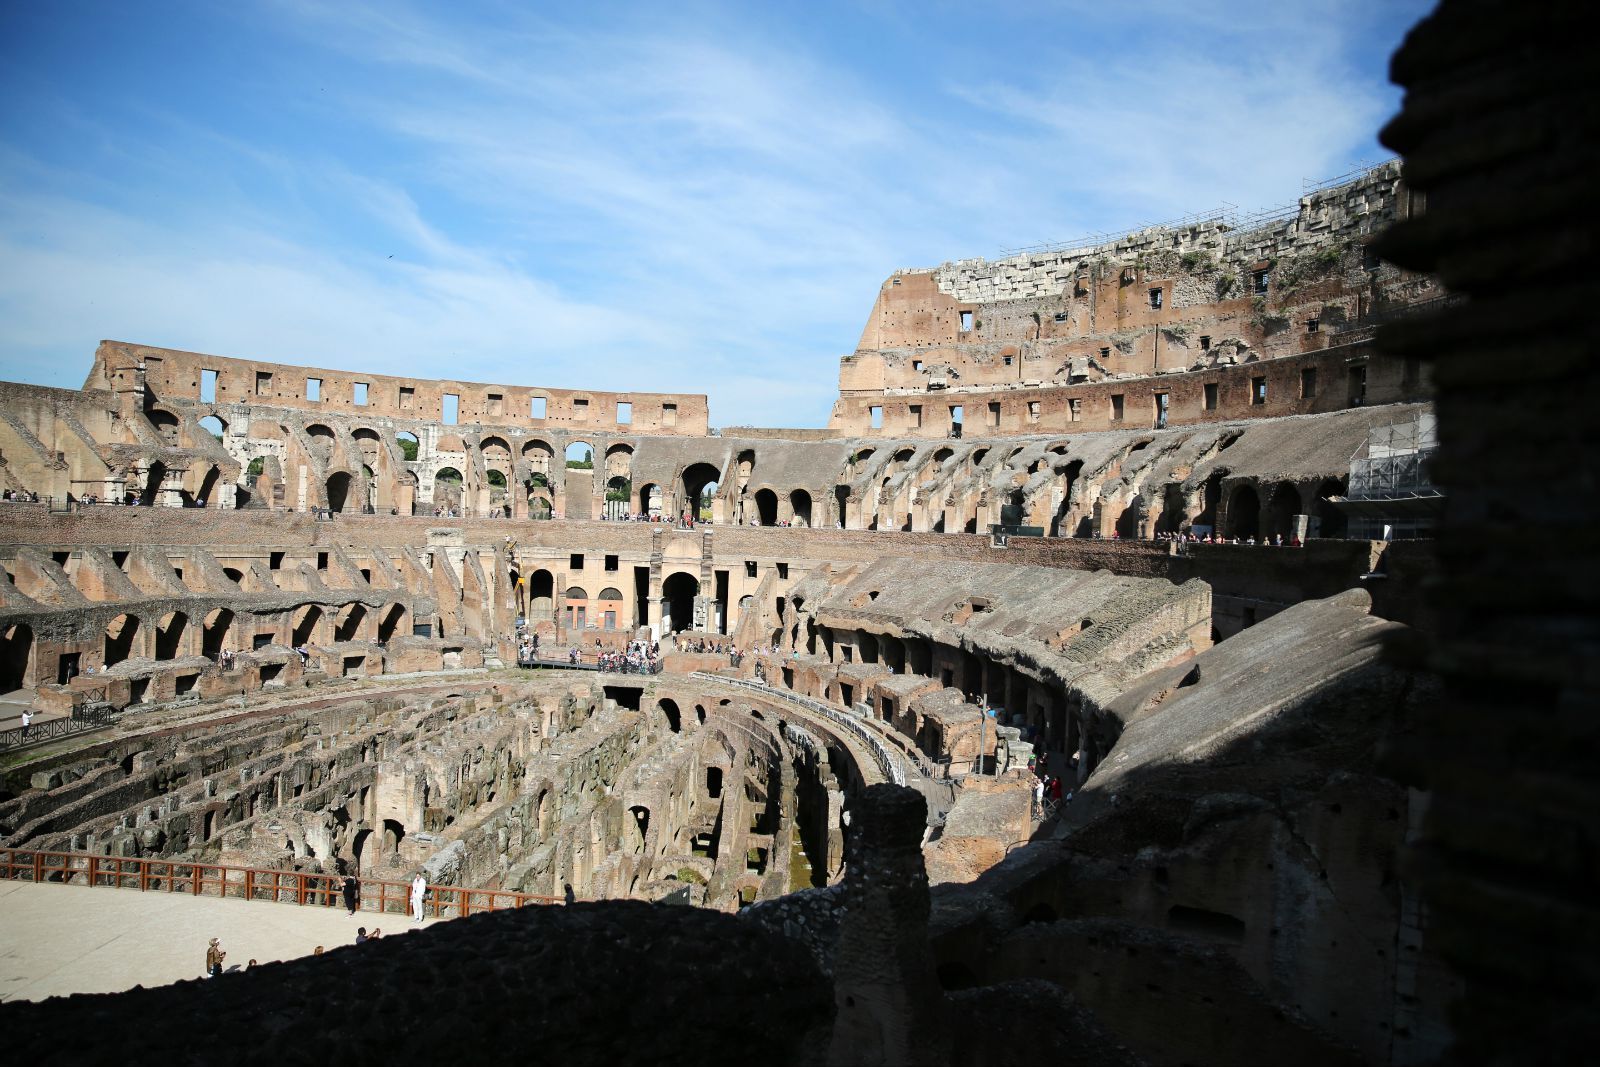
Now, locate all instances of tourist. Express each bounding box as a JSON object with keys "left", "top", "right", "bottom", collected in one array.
[
  {"left": 341, "top": 874, "right": 360, "bottom": 916},
  {"left": 410, "top": 873, "right": 427, "bottom": 923},
  {"left": 356, "top": 927, "right": 369, "bottom": 944},
  {"left": 313, "top": 946, "right": 325, "bottom": 956},
  {"left": 563, "top": 882, "right": 576, "bottom": 904},
  {"left": 20, "top": 709, "right": 30, "bottom": 738},
  {"left": 206, "top": 937, "right": 226, "bottom": 977},
  {"left": 245, "top": 959, "right": 257, "bottom": 970}
]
